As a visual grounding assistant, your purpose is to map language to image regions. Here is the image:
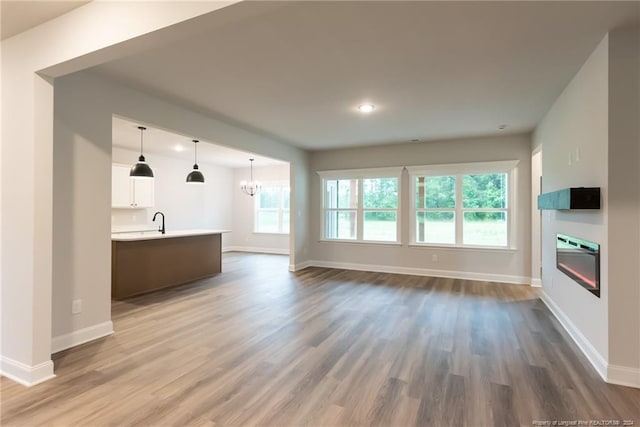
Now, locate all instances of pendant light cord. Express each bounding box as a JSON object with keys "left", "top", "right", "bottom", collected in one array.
[
  {"left": 250, "top": 158, "right": 254, "bottom": 181},
  {"left": 138, "top": 126, "right": 147, "bottom": 159}
]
